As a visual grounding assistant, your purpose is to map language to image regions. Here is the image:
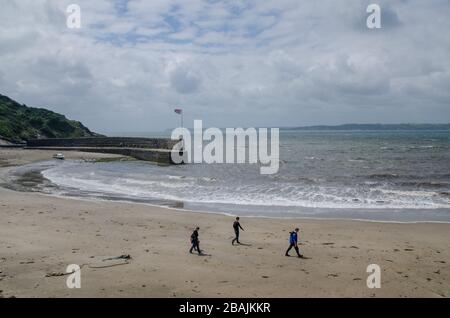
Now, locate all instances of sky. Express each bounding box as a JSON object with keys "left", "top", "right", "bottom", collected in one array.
[{"left": 0, "top": 0, "right": 449, "bottom": 133}]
